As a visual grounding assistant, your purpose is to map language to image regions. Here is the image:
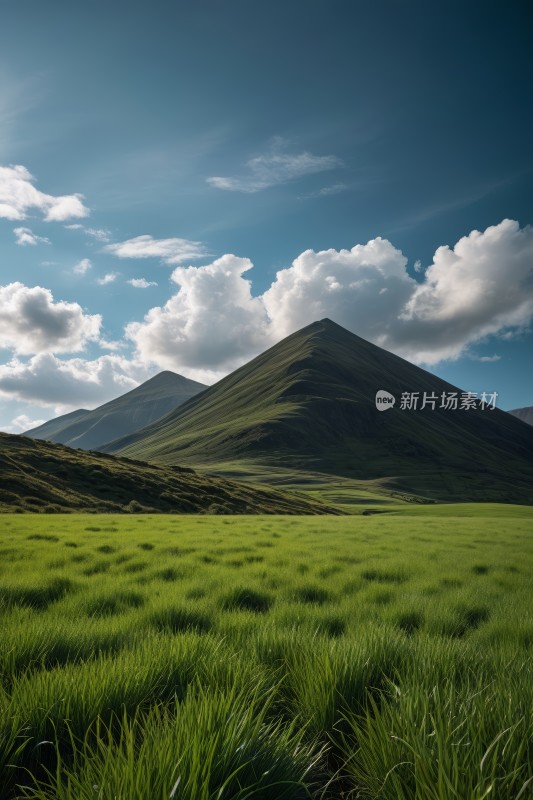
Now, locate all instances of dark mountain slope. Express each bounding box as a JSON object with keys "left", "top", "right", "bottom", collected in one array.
[
  {"left": 102, "top": 319, "right": 533, "bottom": 504},
  {"left": 25, "top": 371, "right": 206, "bottom": 451},
  {"left": 0, "top": 433, "right": 337, "bottom": 514}
]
